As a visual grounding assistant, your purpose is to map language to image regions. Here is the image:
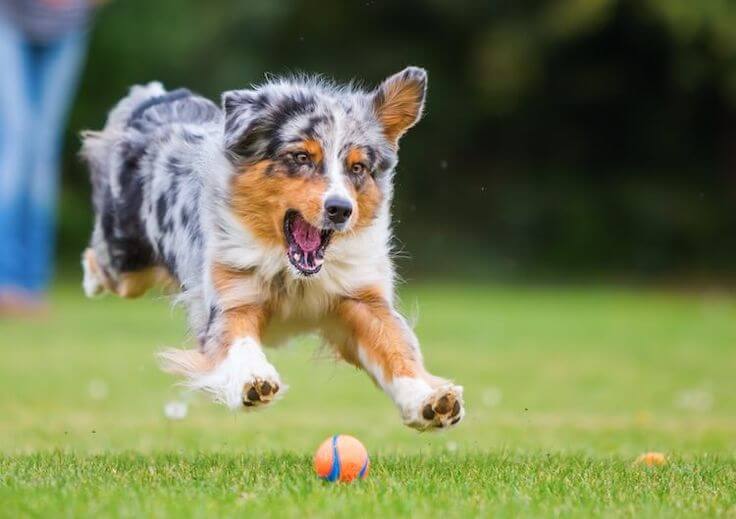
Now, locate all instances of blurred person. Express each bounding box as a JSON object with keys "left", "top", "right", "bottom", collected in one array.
[{"left": 0, "top": 0, "right": 95, "bottom": 315}]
